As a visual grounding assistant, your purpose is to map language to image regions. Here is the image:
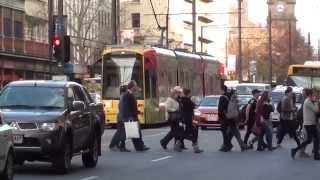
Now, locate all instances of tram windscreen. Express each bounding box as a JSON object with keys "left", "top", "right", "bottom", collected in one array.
[{"left": 102, "top": 54, "right": 143, "bottom": 99}]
